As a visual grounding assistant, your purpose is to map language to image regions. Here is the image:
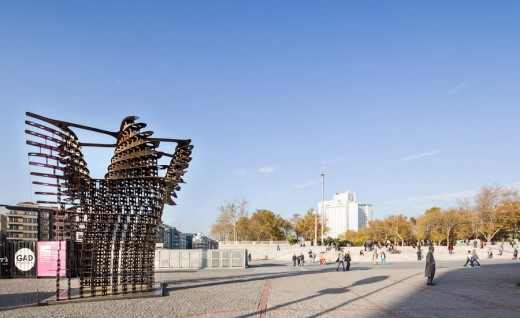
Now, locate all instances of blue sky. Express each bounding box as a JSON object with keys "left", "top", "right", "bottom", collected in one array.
[{"left": 1, "top": 1, "right": 519, "bottom": 234}]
